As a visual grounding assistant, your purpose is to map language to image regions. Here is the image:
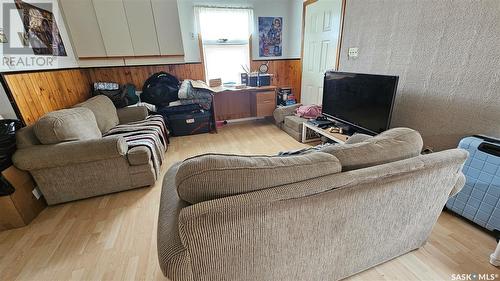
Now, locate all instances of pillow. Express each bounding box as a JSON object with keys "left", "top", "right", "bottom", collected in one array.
[
  {"left": 74, "top": 95, "right": 119, "bottom": 133},
  {"left": 34, "top": 108, "right": 101, "bottom": 144},
  {"left": 176, "top": 152, "right": 341, "bottom": 204},
  {"left": 319, "top": 127, "right": 423, "bottom": 171}
]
